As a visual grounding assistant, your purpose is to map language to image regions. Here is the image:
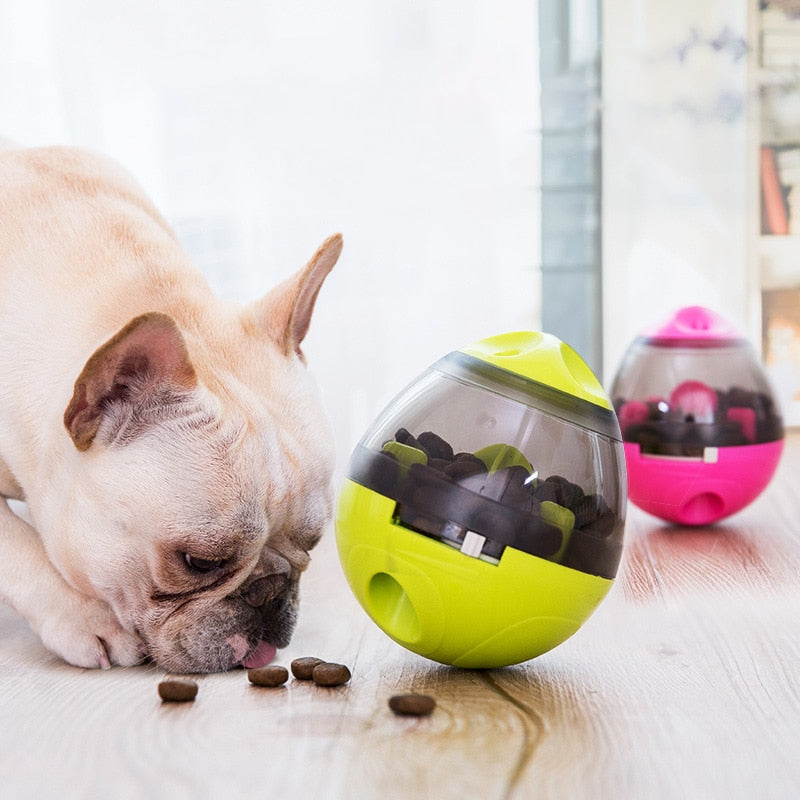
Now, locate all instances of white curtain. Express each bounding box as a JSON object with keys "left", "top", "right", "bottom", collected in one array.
[{"left": 0, "top": 0, "right": 541, "bottom": 472}]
